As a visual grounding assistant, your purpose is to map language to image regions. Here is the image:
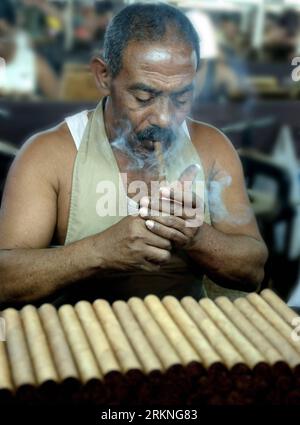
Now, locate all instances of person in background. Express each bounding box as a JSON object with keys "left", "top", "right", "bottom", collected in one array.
[
  {"left": 93, "top": 0, "right": 114, "bottom": 50},
  {"left": 69, "top": 0, "right": 115, "bottom": 64},
  {"left": 0, "top": 0, "right": 59, "bottom": 98},
  {"left": 218, "top": 14, "right": 248, "bottom": 59},
  {"left": 186, "top": 9, "right": 252, "bottom": 104},
  {"left": 261, "top": 9, "right": 300, "bottom": 62}
]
